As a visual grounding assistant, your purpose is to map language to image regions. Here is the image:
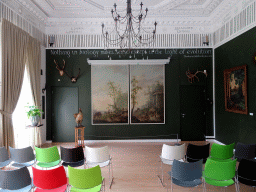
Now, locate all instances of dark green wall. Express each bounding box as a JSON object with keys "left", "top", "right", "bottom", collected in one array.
[
  {"left": 215, "top": 27, "right": 256, "bottom": 145},
  {"left": 46, "top": 48, "right": 213, "bottom": 141}
]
